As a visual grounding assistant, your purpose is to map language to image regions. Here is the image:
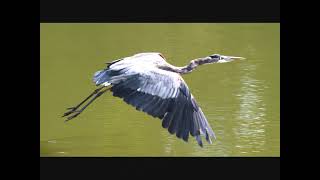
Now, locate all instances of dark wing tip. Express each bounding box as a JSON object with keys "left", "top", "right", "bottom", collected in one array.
[
  {"left": 205, "top": 129, "right": 213, "bottom": 144},
  {"left": 182, "top": 131, "right": 189, "bottom": 142},
  {"left": 195, "top": 135, "right": 203, "bottom": 147}
]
